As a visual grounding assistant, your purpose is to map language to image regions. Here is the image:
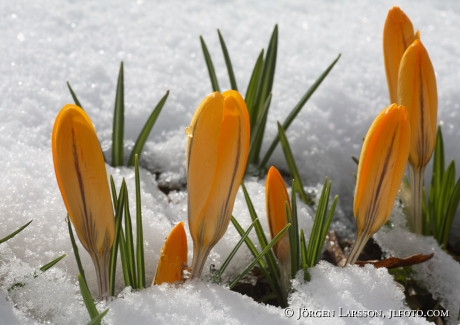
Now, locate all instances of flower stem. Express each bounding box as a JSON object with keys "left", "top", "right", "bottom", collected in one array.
[
  {"left": 345, "top": 232, "right": 371, "bottom": 265},
  {"left": 92, "top": 252, "right": 111, "bottom": 300},
  {"left": 409, "top": 165, "right": 425, "bottom": 234},
  {"left": 190, "top": 244, "right": 213, "bottom": 280}
]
